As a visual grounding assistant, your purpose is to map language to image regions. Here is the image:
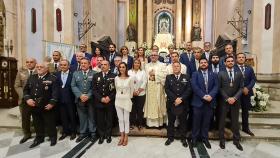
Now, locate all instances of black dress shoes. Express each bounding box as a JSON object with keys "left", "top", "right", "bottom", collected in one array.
[
  {"left": 19, "top": 135, "right": 31, "bottom": 144},
  {"left": 76, "top": 136, "right": 86, "bottom": 143},
  {"left": 50, "top": 137, "right": 57, "bottom": 146},
  {"left": 59, "top": 134, "right": 68, "bottom": 140},
  {"left": 233, "top": 142, "right": 243, "bottom": 151},
  {"left": 29, "top": 139, "right": 44, "bottom": 148},
  {"left": 70, "top": 134, "right": 76, "bottom": 140},
  {"left": 219, "top": 141, "right": 225, "bottom": 149},
  {"left": 106, "top": 136, "right": 112, "bottom": 143},
  {"left": 98, "top": 137, "right": 104, "bottom": 144},
  {"left": 164, "top": 138, "right": 174, "bottom": 146},
  {"left": 243, "top": 129, "right": 255, "bottom": 136},
  {"left": 203, "top": 140, "right": 211, "bottom": 149},
  {"left": 181, "top": 139, "right": 188, "bottom": 148}
]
